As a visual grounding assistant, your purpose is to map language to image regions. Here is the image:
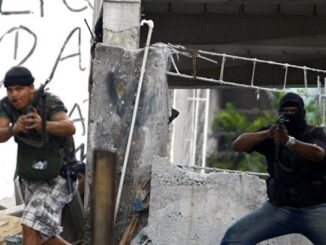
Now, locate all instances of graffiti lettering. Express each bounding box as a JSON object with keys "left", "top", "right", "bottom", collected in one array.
[
  {"left": 0, "top": 0, "right": 92, "bottom": 17},
  {"left": 69, "top": 102, "right": 86, "bottom": 136},
  {"left": 57, "top": 27, "right": 86, "bottom": 72},
  {"left": 75, "top": 143, "right": 86, "bottom": 161},
  {"left": 0, "top": 26, "right": 86, "bottom": 75},
  {"left": 63, "top": 0, "right": 93, "bottom": 12},
  {"left": 69, "top": 102, "right": 87, "bottom": 161},
  {"left": 0, "top": 25, "right": 37, "bottom": 65},
  {"left": 0, "top": 0, "right": 34, "bottom": 15}
]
